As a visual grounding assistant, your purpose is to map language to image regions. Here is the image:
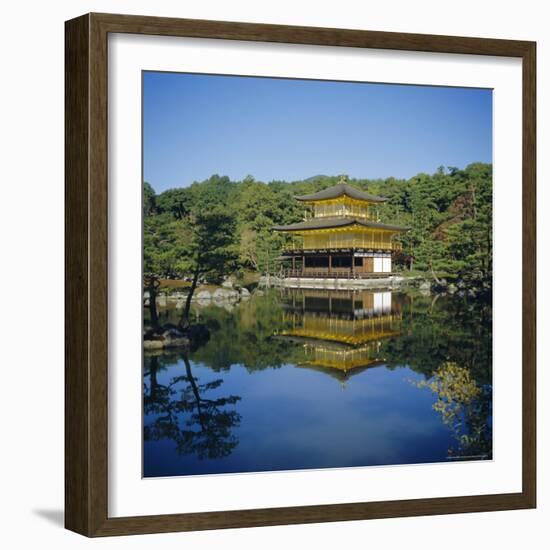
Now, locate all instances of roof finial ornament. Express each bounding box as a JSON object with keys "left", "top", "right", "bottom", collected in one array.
[{"left": 337, "top": 174, "right": 349, "bottom": 185}]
